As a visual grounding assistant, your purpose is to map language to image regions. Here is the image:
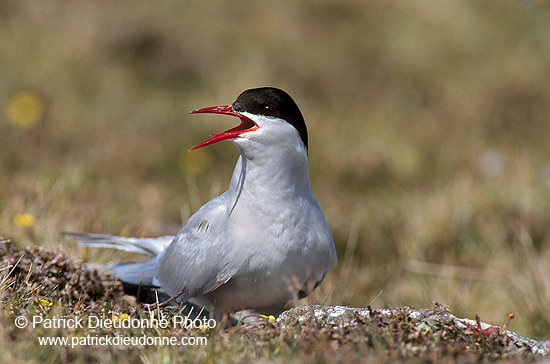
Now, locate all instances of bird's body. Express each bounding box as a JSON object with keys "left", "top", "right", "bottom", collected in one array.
[{"left": 70, "top": 87, "right": 337, "bottom": 319}]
